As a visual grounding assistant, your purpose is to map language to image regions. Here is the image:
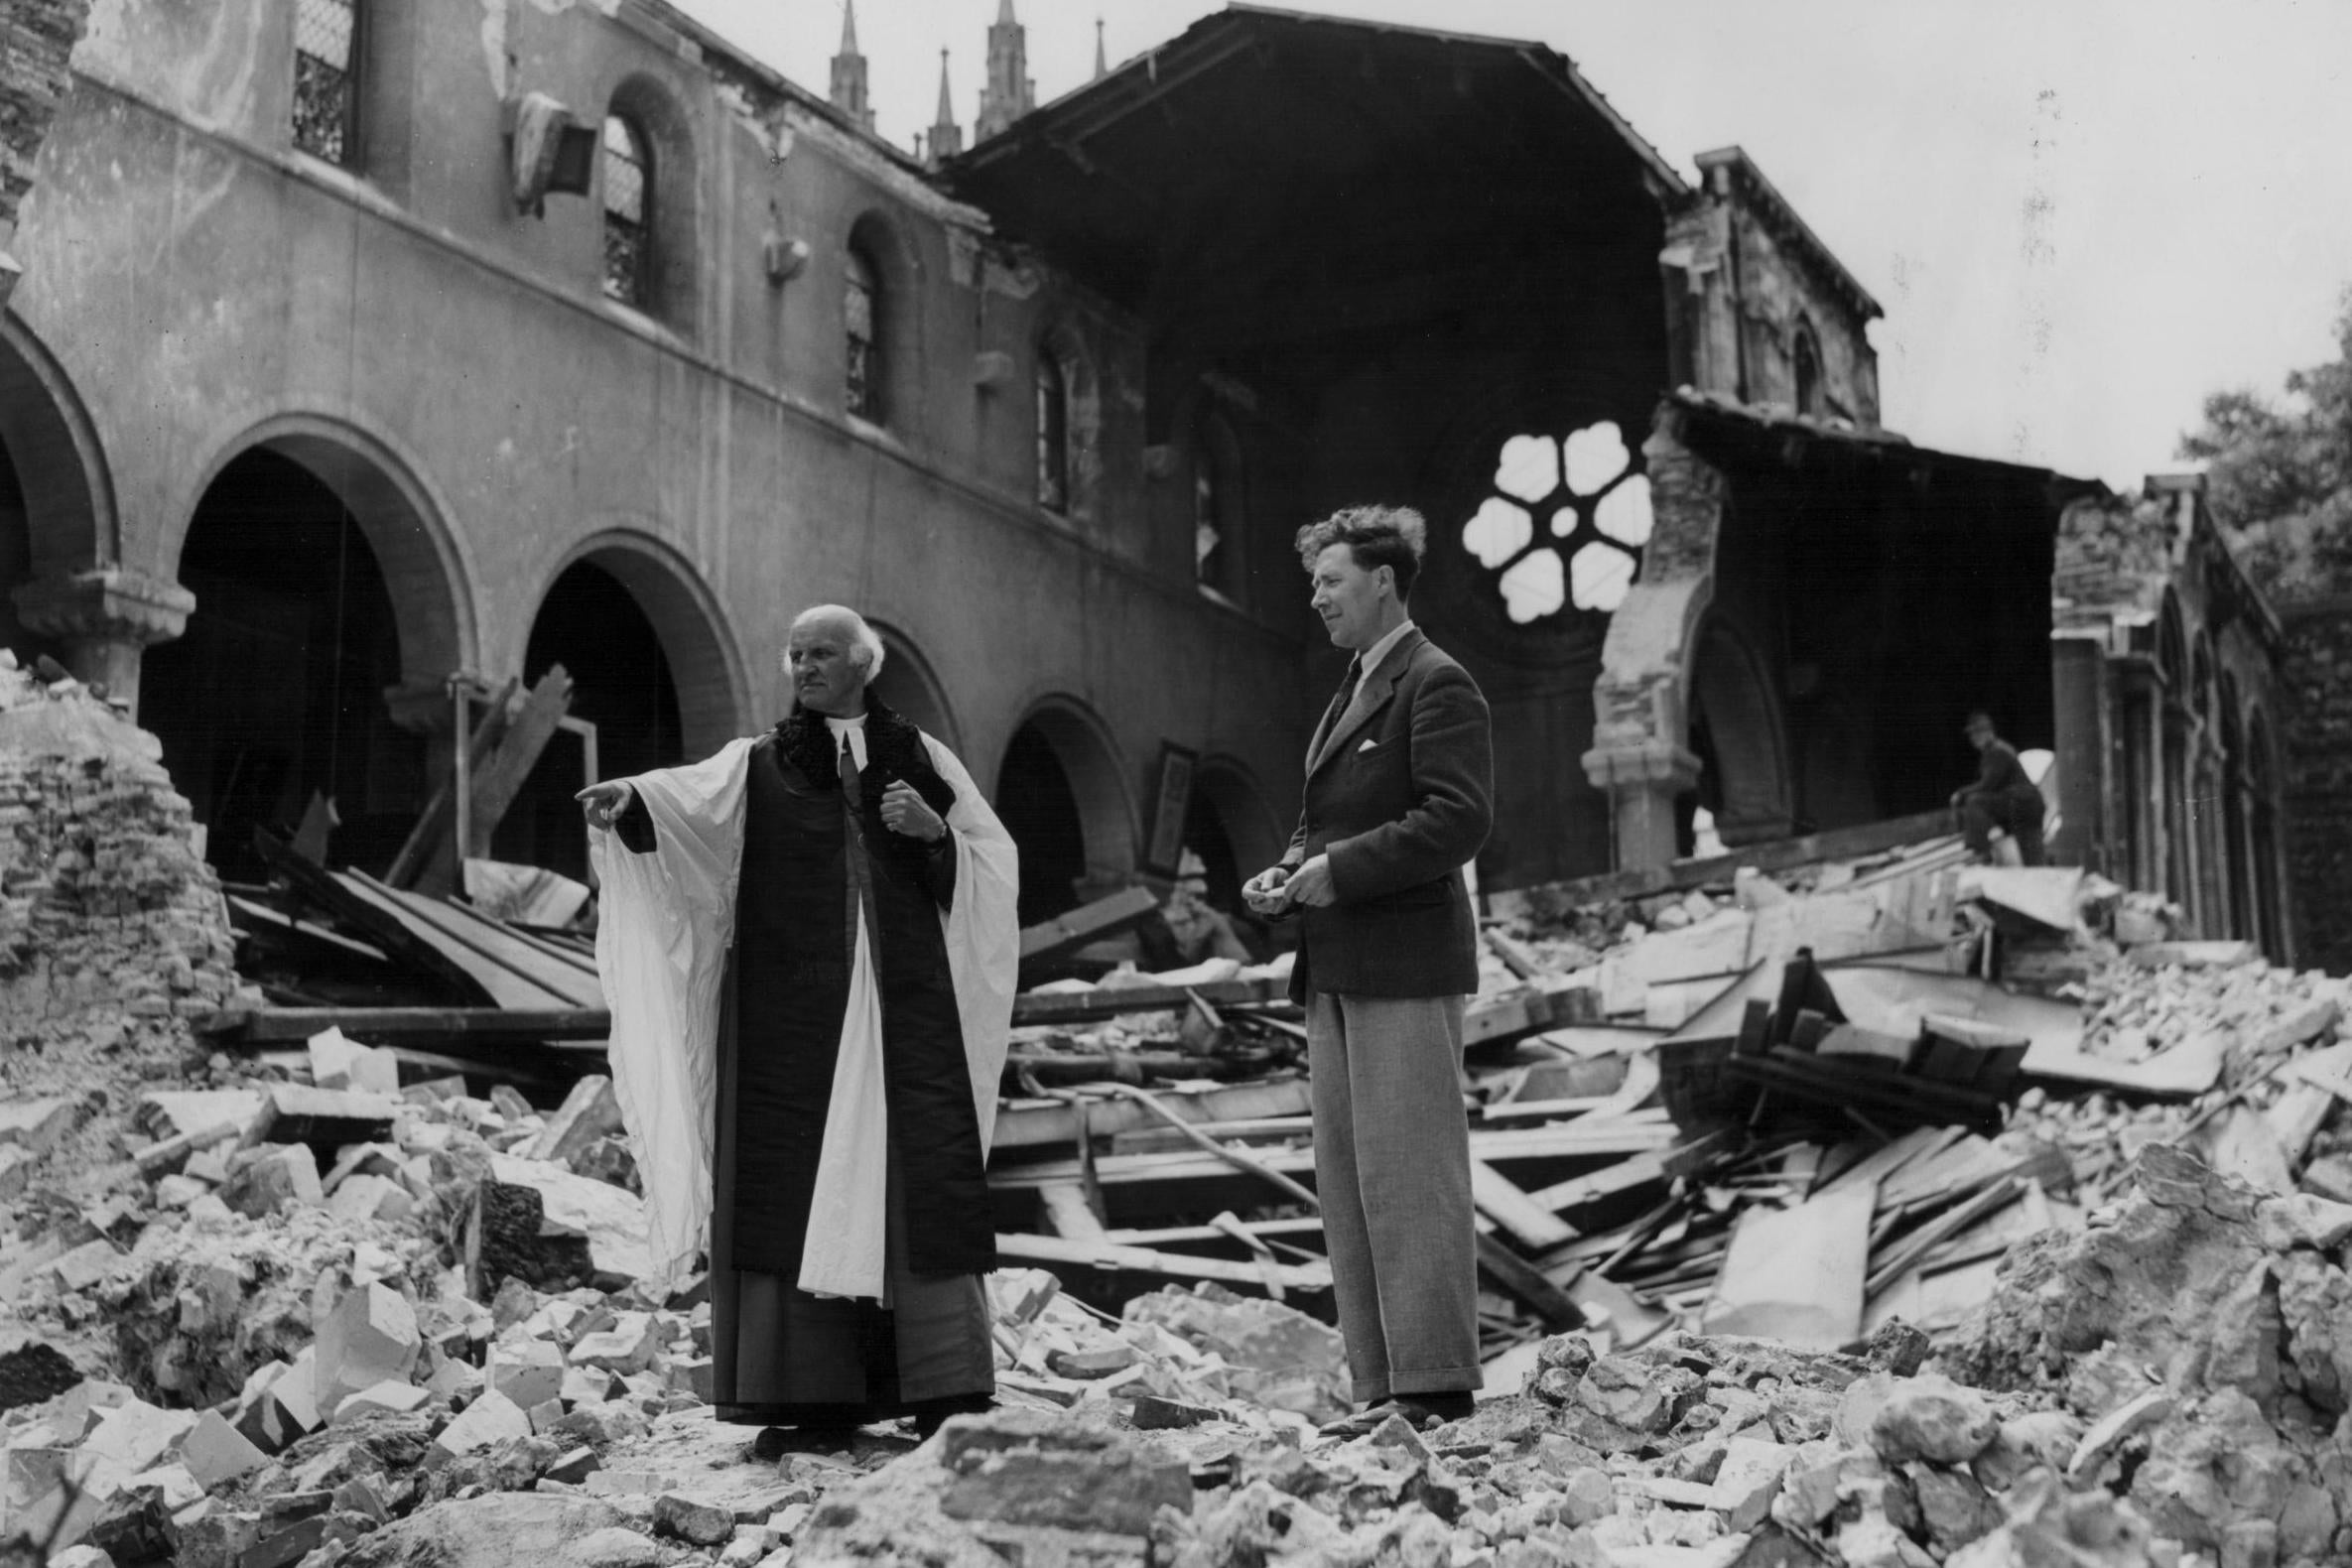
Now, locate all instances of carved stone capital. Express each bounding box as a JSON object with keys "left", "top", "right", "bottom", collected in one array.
[
  {"left": 12, "top": 567, "right": 194, "bottom": 647},
  {"left": 1580, "top": 739, "right": 1702, "bottom": 796}
]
